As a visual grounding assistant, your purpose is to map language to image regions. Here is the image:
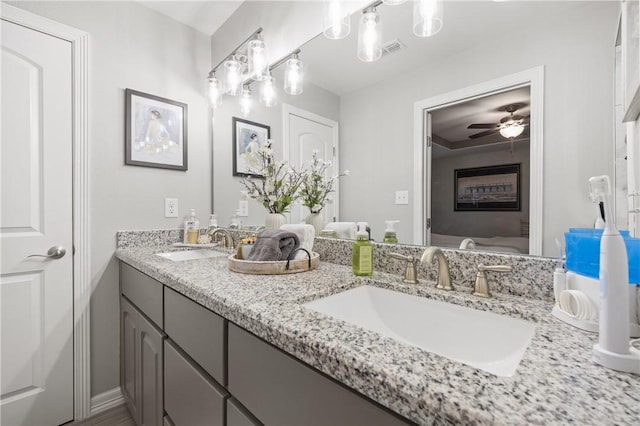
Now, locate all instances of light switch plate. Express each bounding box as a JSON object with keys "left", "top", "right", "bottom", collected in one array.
[
  {"left": 395, "top": 190, "right": 409, "bottom": 205},
  {"left": 165, "top": 198, "right": 179, "bottom": 217},
  {"left": 238, "top": 200, "right": 249, "bottom": 217}
]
